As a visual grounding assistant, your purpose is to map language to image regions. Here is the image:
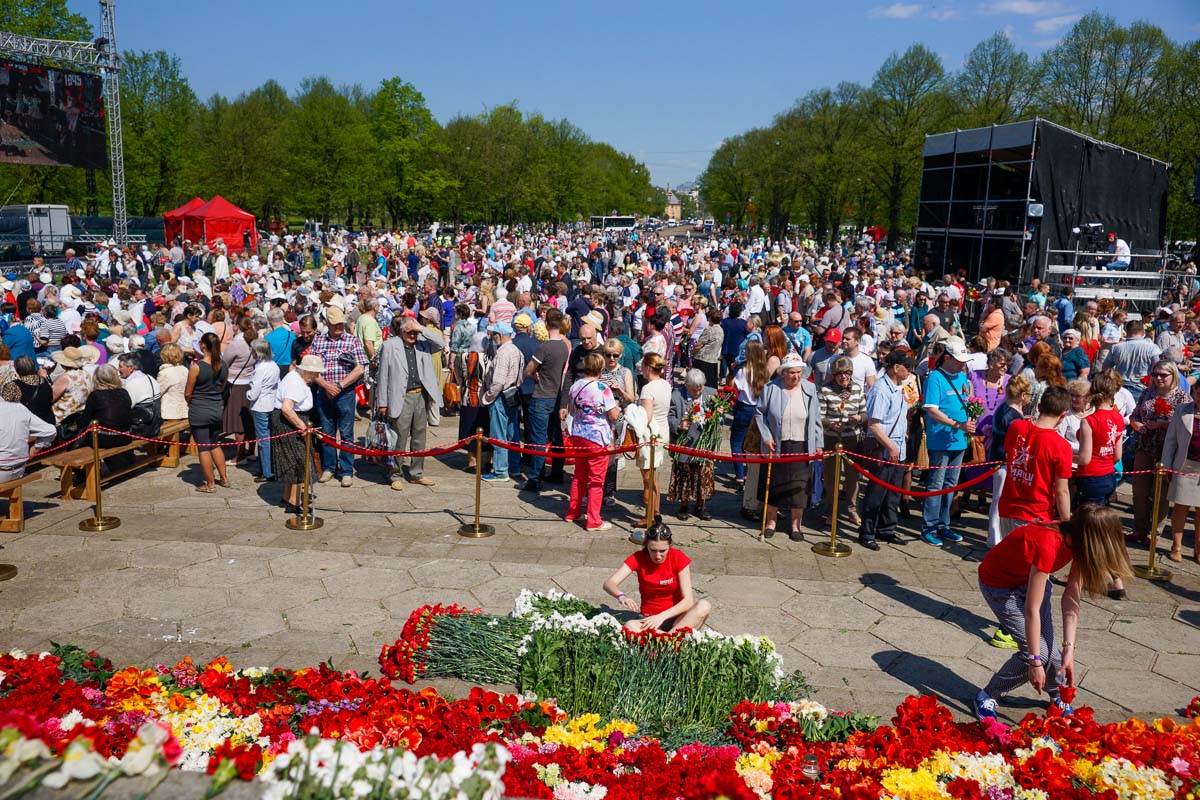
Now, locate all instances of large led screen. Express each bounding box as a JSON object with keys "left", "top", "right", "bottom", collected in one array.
[{"left": 0, "top": 59, "right": 106, "bottom": 169}]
